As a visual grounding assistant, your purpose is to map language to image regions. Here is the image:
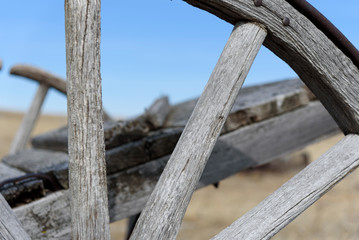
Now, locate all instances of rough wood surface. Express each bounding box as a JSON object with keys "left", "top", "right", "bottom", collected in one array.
[
  {"left": 212, "top": 134, "right": 359, "bottom": 240},
  {"left": 130, "top": 22, "right": 267, "bottom": 240},
  {"left": 12, "top": 101, "right": 339, "bottom": 239},
  {"left": 10, "top": 65, "right": 67, "bottom": 94},
  {"left": 9, "top": 83, "right": 49, "bottom": 154},
  {"left": 0, "top": 194, "right": 31, "bottom": 240},
  {"left": 183, "top": 0, "right": 359, "bottom": 135},
  {"left": 31, "top": 78, "right": 310, "bottom": 153},
  {"left": 166, "top": 78, "right": 311, "bottom": 131},
  {"left": 65, "top": 0, "right": 110, "bottom": 239}
]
